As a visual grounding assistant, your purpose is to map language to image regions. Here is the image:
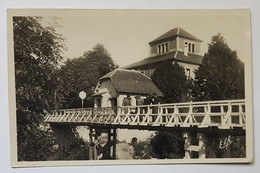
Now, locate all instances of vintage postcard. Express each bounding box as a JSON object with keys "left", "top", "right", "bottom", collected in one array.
[{"left": 7, "top": 9, "right": 253, "bottom": 167}]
